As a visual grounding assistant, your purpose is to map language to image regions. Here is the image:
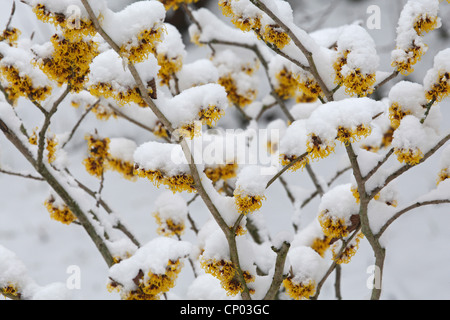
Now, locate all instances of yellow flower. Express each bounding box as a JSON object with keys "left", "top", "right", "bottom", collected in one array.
[
  {"left": 29, "top": 128, "right": 38, "bottom": 146},
  {"left": 83, "top": 135, "right": 110, "bottom": 178},
  {"left": 318, "top": 210, "right": 349, "bottom": 239},
  {"left": 274, "top": 67, "right": 300, "bottom": 100},
  {"left": 157, "top": 52, "right": 183, "bottom": 87},
  {"left": 113, "top": 259, "right": 184, "bottom": 300},
  {"left": 0, "top": 65, "right": 52, "bottom": 105},
  {"left": 394, "top": 147, "right": 424, "bottom": 166},
  {"left": 198, "top": 105, "right": 225, "bottom": 127},
  {"left": 334, "top": 50, "right": 376, "bottom": 97},
  {"left": 178, "top": 122, "right": 202, "bottom": 139},
  {"left": 283, "top": 278, "right": 316, "bottom": 300},
  {"left": 89, "top": 82, "right": 154, "bottom": 107},
  {"left": 46, "top": 135, "right": 58, "bottom": 164},
  {"left": 413, "top": 14, "right": 440, "bottom": 36},
  {"left": 44, "top": 195, "right": 77, "bottom": 225},
  {"left": 280, "top": 154, "right": 309, "bottom": 172},
  {"left": 332, "top": 232, "right": 364, "bottom": 264},
  {"left": 234, "top": 188, "right": 265, "bottom": 215},
  {"left": 310, "top": 236, "right": 331, "bottom": 258},
  {"left": 0, "top": 27, "right": 21, "bottom": 46},
  {"left": 437, "top": 168, "right": 449, "bottom": 185},
  {"left": 425, "top": 71, "right": 449, "bottom": 103},
  {"left": 119, "top": 26, "right": 165, "bottom": 64},
  {"left": 204, "top": 163, "right": 238, "bottom": 183},
  {"left": 392, "top": 45, "right": 426, "bottom": 76},
  {"left": 106, "top": 157, "right": 136, "bottom": 181},
  {"left": 306, "top": 134, "right": 335, "bottom": 161},
  {"left": 159, "top": 0, "right": 199, "bottom": 11},
  {"left": 262, "top": 24, "right": 290, "bottom": 49},
  {"left": 32, "top": 3, "right": 98, "bottom": 41},
  {"left": 336, "top": 124, "right": 372, "bottom": 145},
  {"left": 36, "top": 34, "right": 98, "bottom": 93},
  {"left": 388, "top": 102, "right": 408, "bottom": 130},
  {"left": 153, "top": 121, "right": 169, "bottom": 139},
  {"left": 218, "top": 74, "right": 257, "bottom": 107},
  {"left": 218, "top": 0, "right": 233, "bottom": 17},
  {"left": 1, "top": 284, "right": 20, "bottom": 298},
  {"left": 200, "top": 257, "right": 254, "bottom": 296},
  {"left": 153, "top": 212, "right": 185, "bottom": 237},
  {"left": 134, "top": 165, "right": 196, "bottom": 194}
]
